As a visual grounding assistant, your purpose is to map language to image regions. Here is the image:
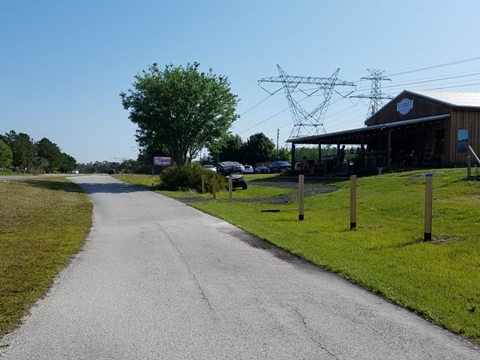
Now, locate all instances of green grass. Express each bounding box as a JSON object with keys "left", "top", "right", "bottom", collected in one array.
[
  {"left": 5, "top": 172, "right": 475, "bottom": 342},
  {"left": 0, "top": 178, "right": 92, "bottom": 338},
  {"left": 113, "top": 173, "right": 294, "bottom": 200},
  {"left": 117, "top": 169, "right": 480, "bottom": 344}
]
